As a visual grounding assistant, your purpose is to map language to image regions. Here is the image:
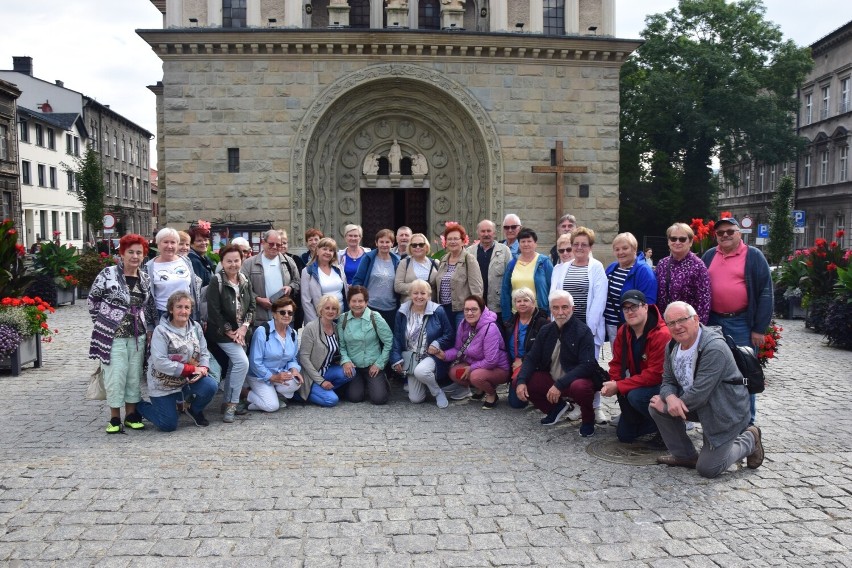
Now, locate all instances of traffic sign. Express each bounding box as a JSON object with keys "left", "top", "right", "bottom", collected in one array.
[
  {"left": 103, "top": 214, "right": 116, "bottom": 230},
  {"left": 792, "top": 210, "right": 806, "bottom": 228},
  {"left": 740, "top": 215, "right": 754, "bottom": 230},
  {"left": 757, "top": 224, "right": 769, "bottom": 238}
]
